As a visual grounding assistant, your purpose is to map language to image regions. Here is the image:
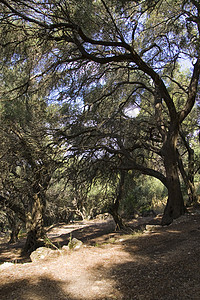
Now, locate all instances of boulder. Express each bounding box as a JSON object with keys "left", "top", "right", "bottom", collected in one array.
[
  {"left": 30, "top": 247, "right": 61, "bottom": 262},
  {"left": 0, "top": 262, "right": 15, "bottom": 270}
]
